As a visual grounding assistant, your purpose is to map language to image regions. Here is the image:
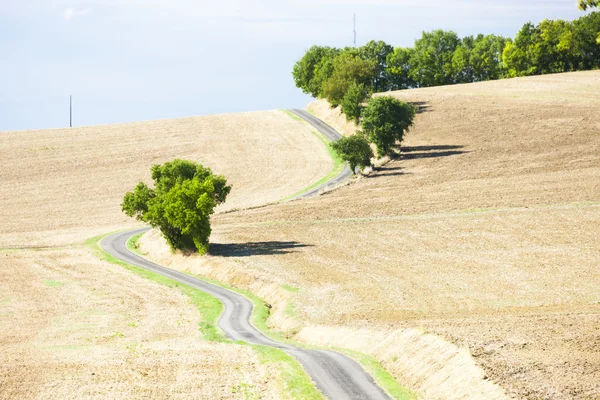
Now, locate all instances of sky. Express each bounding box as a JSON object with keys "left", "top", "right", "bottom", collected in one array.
[{"left": 0, "top": 0, "right": 589, "bottom": 131}]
